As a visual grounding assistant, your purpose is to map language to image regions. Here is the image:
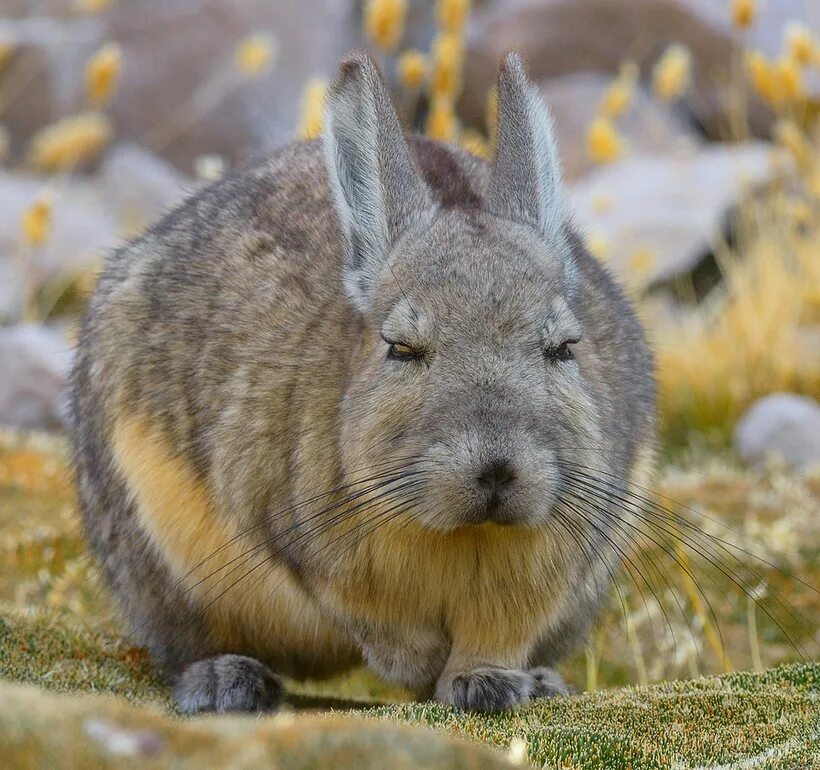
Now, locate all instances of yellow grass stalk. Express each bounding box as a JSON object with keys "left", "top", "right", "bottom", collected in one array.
[
  {"left": 0, "top": 41, "right": 15, "bottom": 73},
  {"left": 74, "top": 0, "right": 113, "bottom": 13},
  {"left": 436, "top": 0, "right": 471, "bottom": 35},
  {"left": 234, "top": 34, "right": 276, "bottom": 78},
  {"left": 297, "top": 79, "right": 327, "bottom": 141},
  {"left": 652, "top": 44, "right": 692, "bottom": 102},
  {"left": 599, "top": 60, "right": 638, "bottom": 119},
  {"left": 364, "top": 0, "right": 407, "bottom": 53},
  {"left": 486, "top": 85, "right": 498, "bottom": 151},
  {"left": 654, "top": 201, "right": 820, "bottom": 440},
  {"left": 430, "top": 33, "right": 465, "bottom": 99},
  {"left": 84, "top": 43, "right": 122, "bottom": 107},
  {"left": 675, "top": 542, "right": 732, "bottom": 671},
  {"left": 586, "top": 116, "right": 625, "bottom": 164},
  {"left": 784, "top": 22, "right": 814, "bottom": 67},
  {"left": 397, "top": 50, "right": 428, "bottom": 91},
  {"left": 460, "top": 128, "right": 490, "bottom": 159},
  {"left": 426, "top": 94, "right": 458, "bottom": 141},
  {"left": 730, "top": 0, "right": 756, "bottom": 30},
  {"left": 0, "top": 125, "right": 8, "bottom": 163},
  {"left": 21, "top": 195, "right": 52, "bottom": 247}
]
